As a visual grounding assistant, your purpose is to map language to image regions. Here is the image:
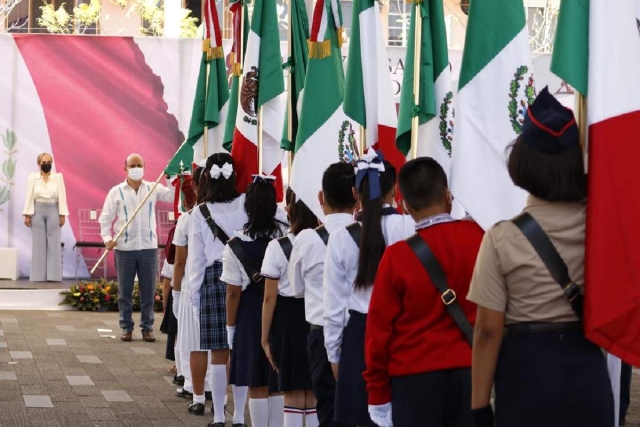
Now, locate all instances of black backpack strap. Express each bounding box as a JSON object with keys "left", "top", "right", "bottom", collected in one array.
[
  {"left": 277, "top": 235, "right": 293, "bottom": 261},
  {"left": 228, "top": 237, "right": 264, "bottom": 283},
  {"left": 346, "top": 222, "right": 362, "bottom": 248},
  {"left": 512, "top": 212, "right": 584, "bottom": 319},
  {"left": 315, "top": 225, "right": 330, "bottom": 246},
  {"left": 406, "top": 234, "right": 474, "bottom": 345},
  {"left": 199, "top": 203, "right": 230, "bottom": 244}
]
